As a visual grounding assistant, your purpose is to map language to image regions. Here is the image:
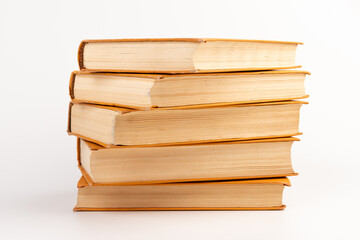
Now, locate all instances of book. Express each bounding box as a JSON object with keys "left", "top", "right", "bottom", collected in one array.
[
  {"left": 78, "top": 138, "right": 297, "bottom": 185},
  {"left": 74, "top": 176, "right": 290, "bottom": 211},
  {"left": 78, "top": 38, "right": 302, "bottom": 73},
  {"left": 70, "top": 70, "right": 309, "bottom": 110},
  {"left": 68, "top": 101, "right": 304, "bottom": 146}
]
